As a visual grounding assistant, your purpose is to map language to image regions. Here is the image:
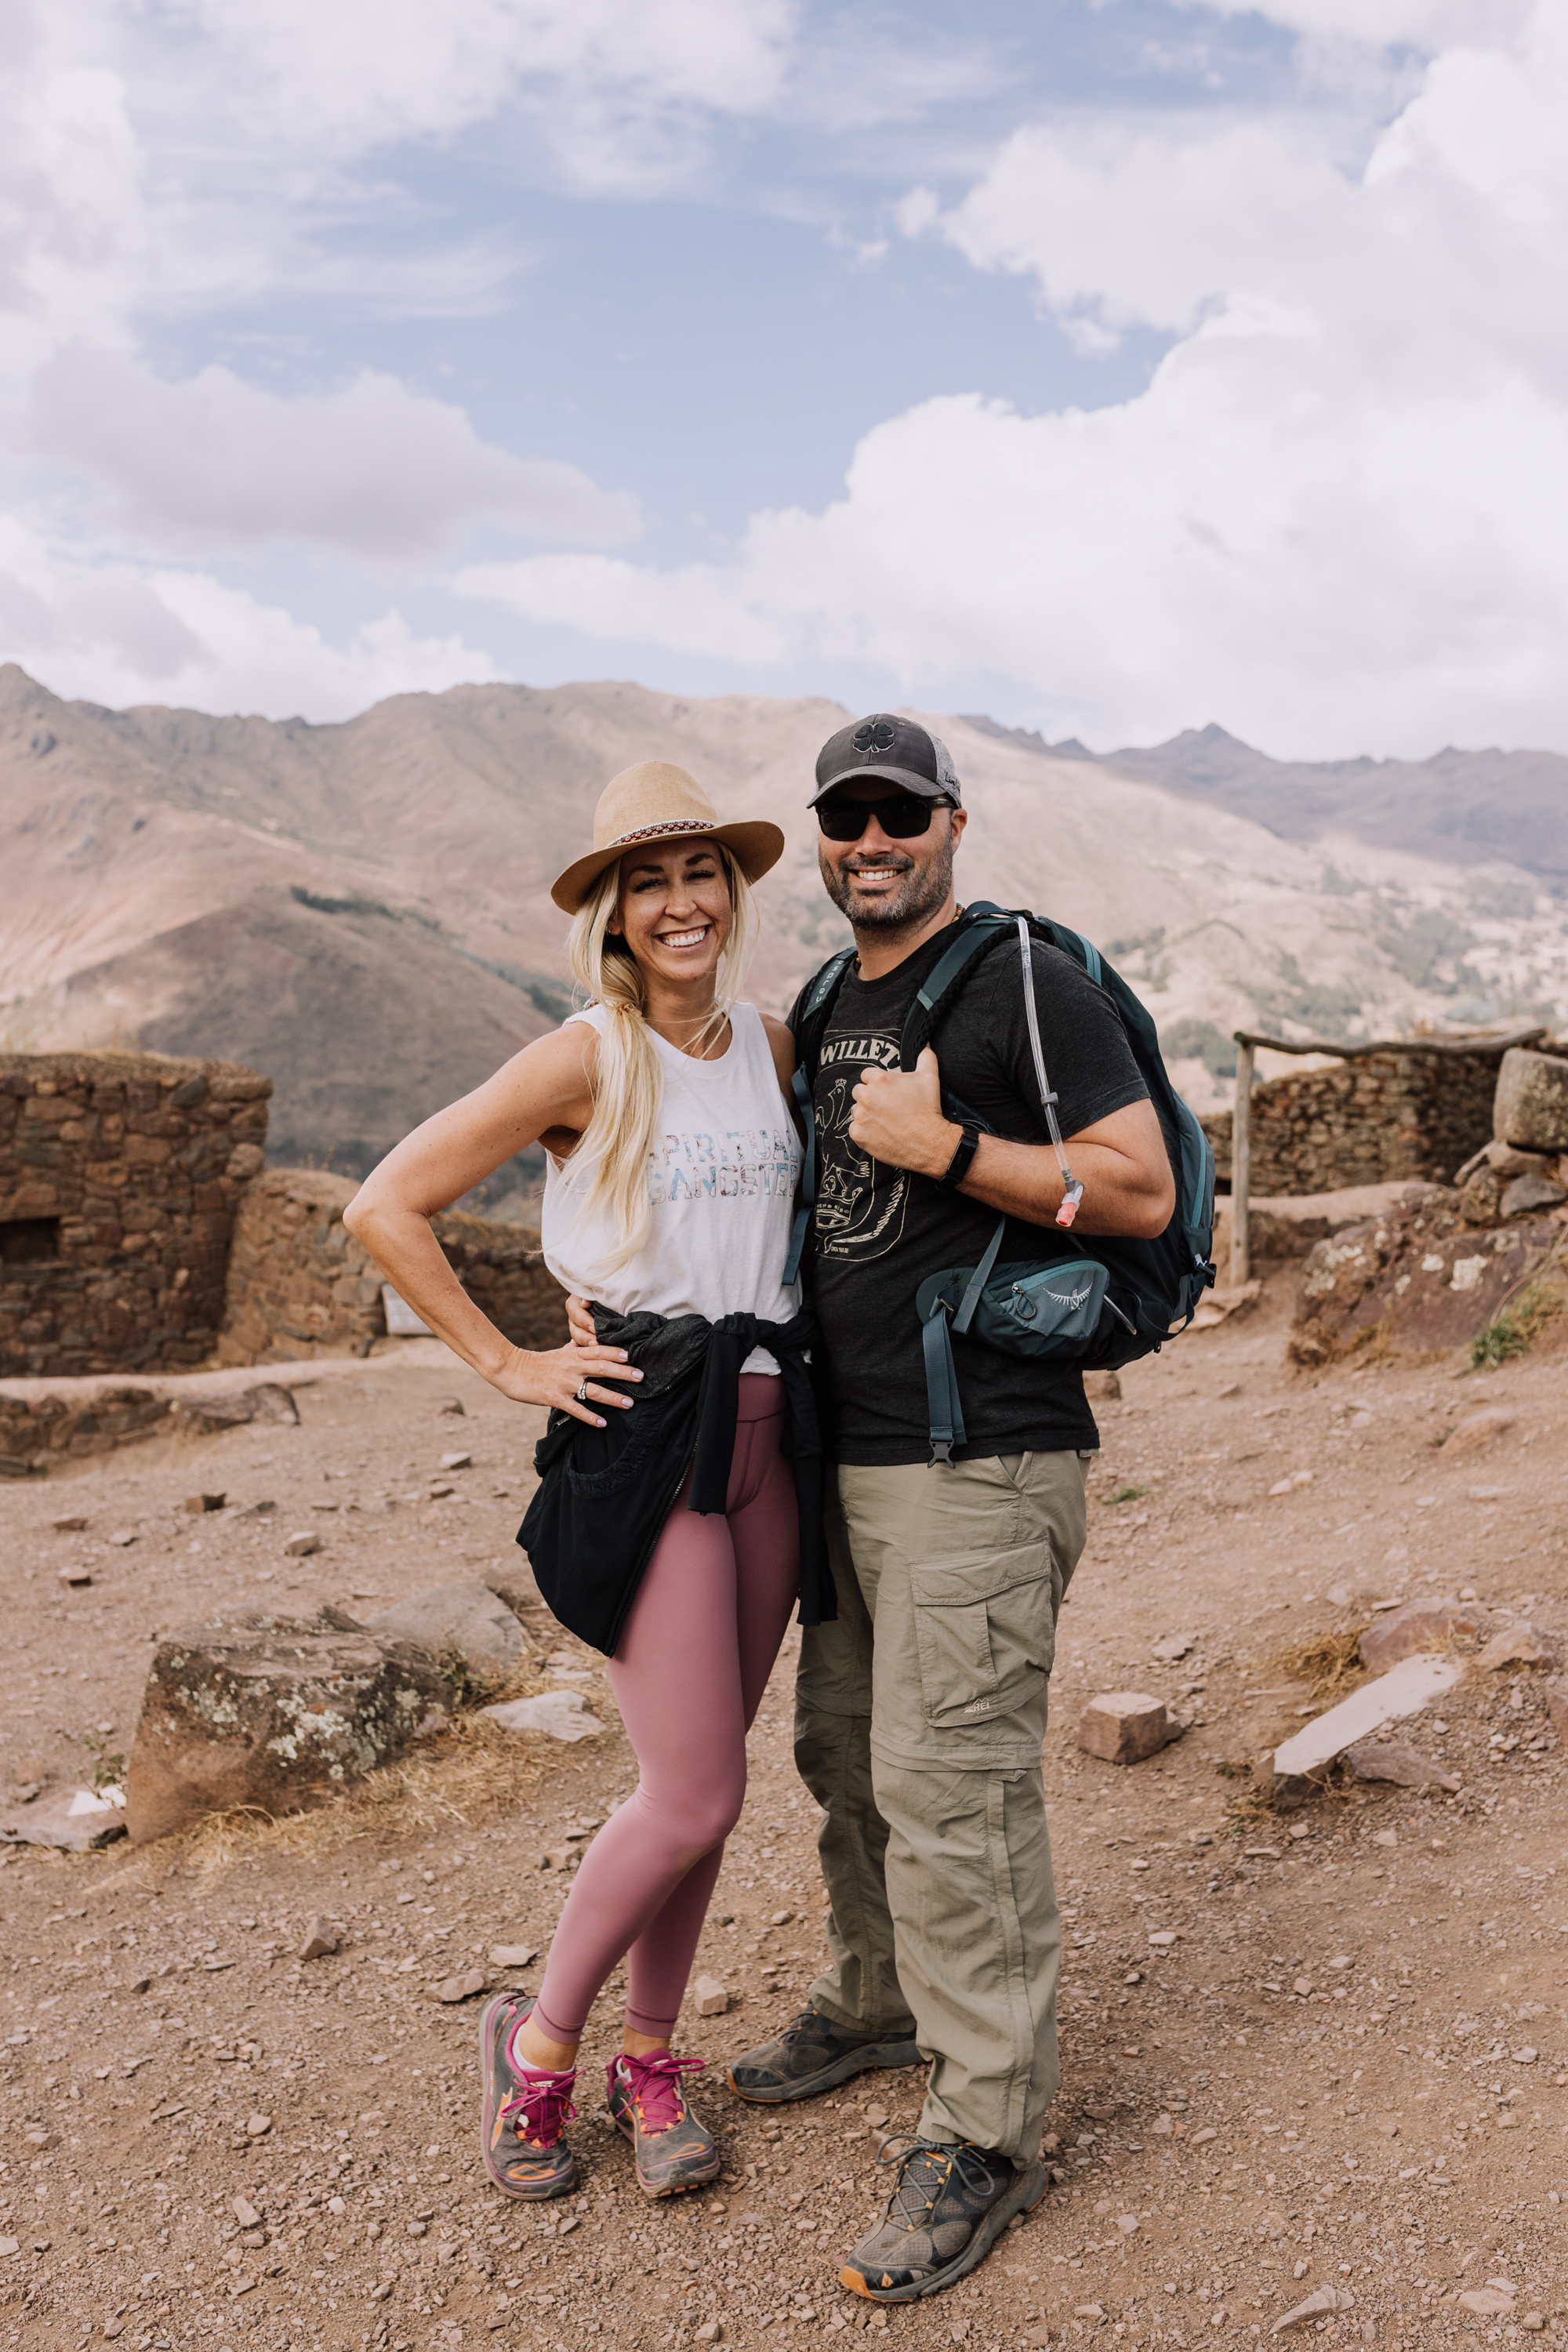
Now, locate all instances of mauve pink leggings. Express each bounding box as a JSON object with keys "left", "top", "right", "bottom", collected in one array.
[{"left": 533, "top": 1374, "right": 800, "bottom": 2044}]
